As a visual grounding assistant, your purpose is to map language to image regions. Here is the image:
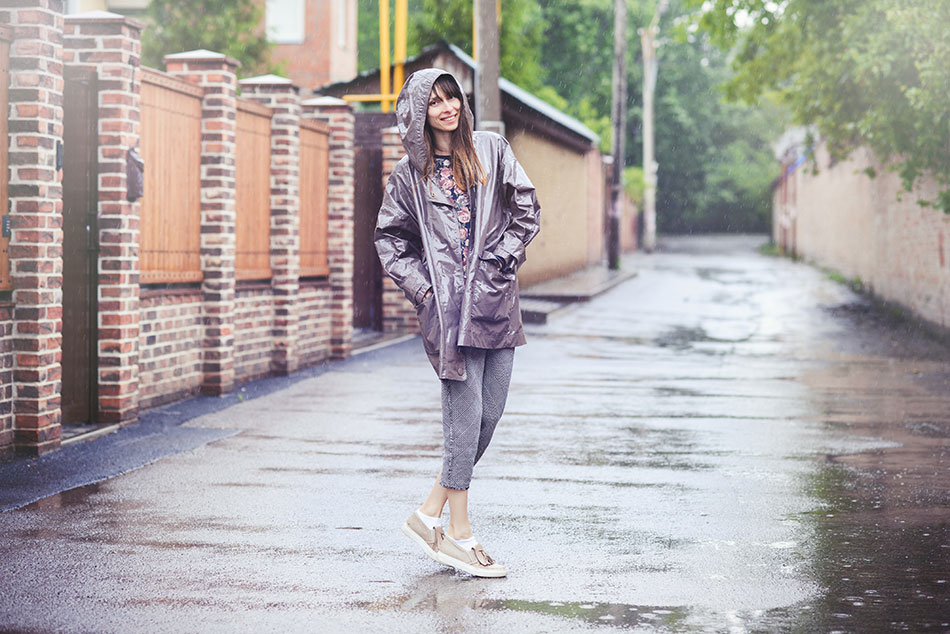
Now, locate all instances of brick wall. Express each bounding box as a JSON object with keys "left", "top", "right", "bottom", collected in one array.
[
  {"left": 5, "top": 1, "right": 66, "bottom": 454},
  {"left": 0, "top": 8, "right": 358, "bottom": 454},
  {"left": 240, "top": 75, "right": 302, "bottom": 376},
  {"left": 138, "top": 289, "right": 202, "bottom": 410},
  {"left": 165, "top": 50, "right": 240, "bottom": 395},
  {"left": 296, "top": 280, "right": 332, "bottom": 366},
  {"left": 0, "top": 305, "right": 15, "bottom": 451},
  {"left": 302, "top": 97, "right": 354, "bottom": 359},
  {"left": 234, "top": 285, "right": 275, "bottom": 381},
  {"left": 774, "top": 143, "right": 950, "bottom": 329},
  {"left": 64, "top": 11, "right": 144, "bottom": 429}
]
